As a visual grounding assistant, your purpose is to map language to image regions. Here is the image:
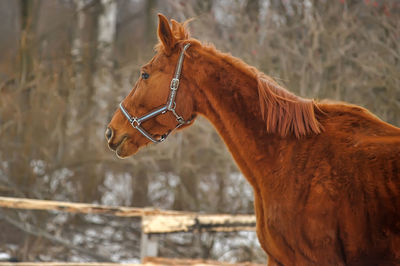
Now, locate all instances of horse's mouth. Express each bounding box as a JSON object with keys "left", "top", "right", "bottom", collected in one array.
[
  {"left": 114, "top": 137, "right": 127, "bottom": 157},
  {"left": 114, "top": 136, "right": 140, "bottom": 159},
  {"left": 109, "top": 130, "right": 170, "bottom": 159},
  {"left": 116, "top": 146, "right": 129, "bottom": 159},
  {"left": 108, "top": 135, "right": 126, "bottom": 151}
]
